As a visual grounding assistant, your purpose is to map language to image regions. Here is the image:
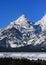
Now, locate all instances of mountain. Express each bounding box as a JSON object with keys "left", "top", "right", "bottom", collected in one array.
[
  {"left": 35, "top": 14, "right": 46, "bottom": 31},
  {"left": 0, "top": 14, "right": 46, "bottom": 52}
]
